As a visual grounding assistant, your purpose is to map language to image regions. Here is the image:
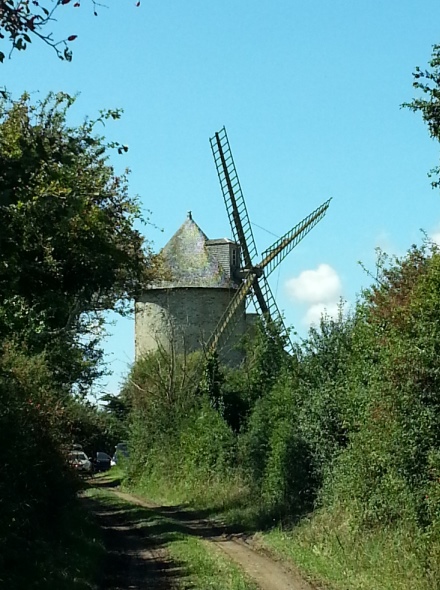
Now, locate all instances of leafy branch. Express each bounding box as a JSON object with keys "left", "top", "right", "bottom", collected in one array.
[{"left": 0, "top": 0, "right": 139, "bottom": 62}]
